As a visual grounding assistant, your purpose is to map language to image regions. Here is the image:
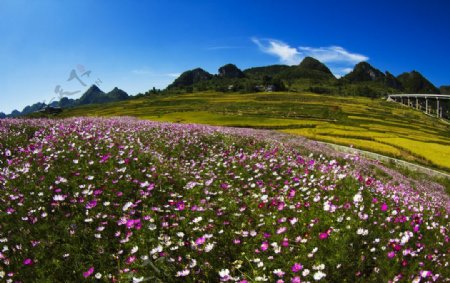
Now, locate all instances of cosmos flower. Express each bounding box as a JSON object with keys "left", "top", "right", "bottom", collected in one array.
[
  {"left": 292, "top": 263, "right": 303, "bottom": 273},
  {"left": 313, "top": 271, "right": 326, "bottom": 280},
  {"left": 219, "top": 269, "right": 231, "bottom": 281},
  {"left": 83, "top": 267, "right": 94, "bottom": 278}
]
